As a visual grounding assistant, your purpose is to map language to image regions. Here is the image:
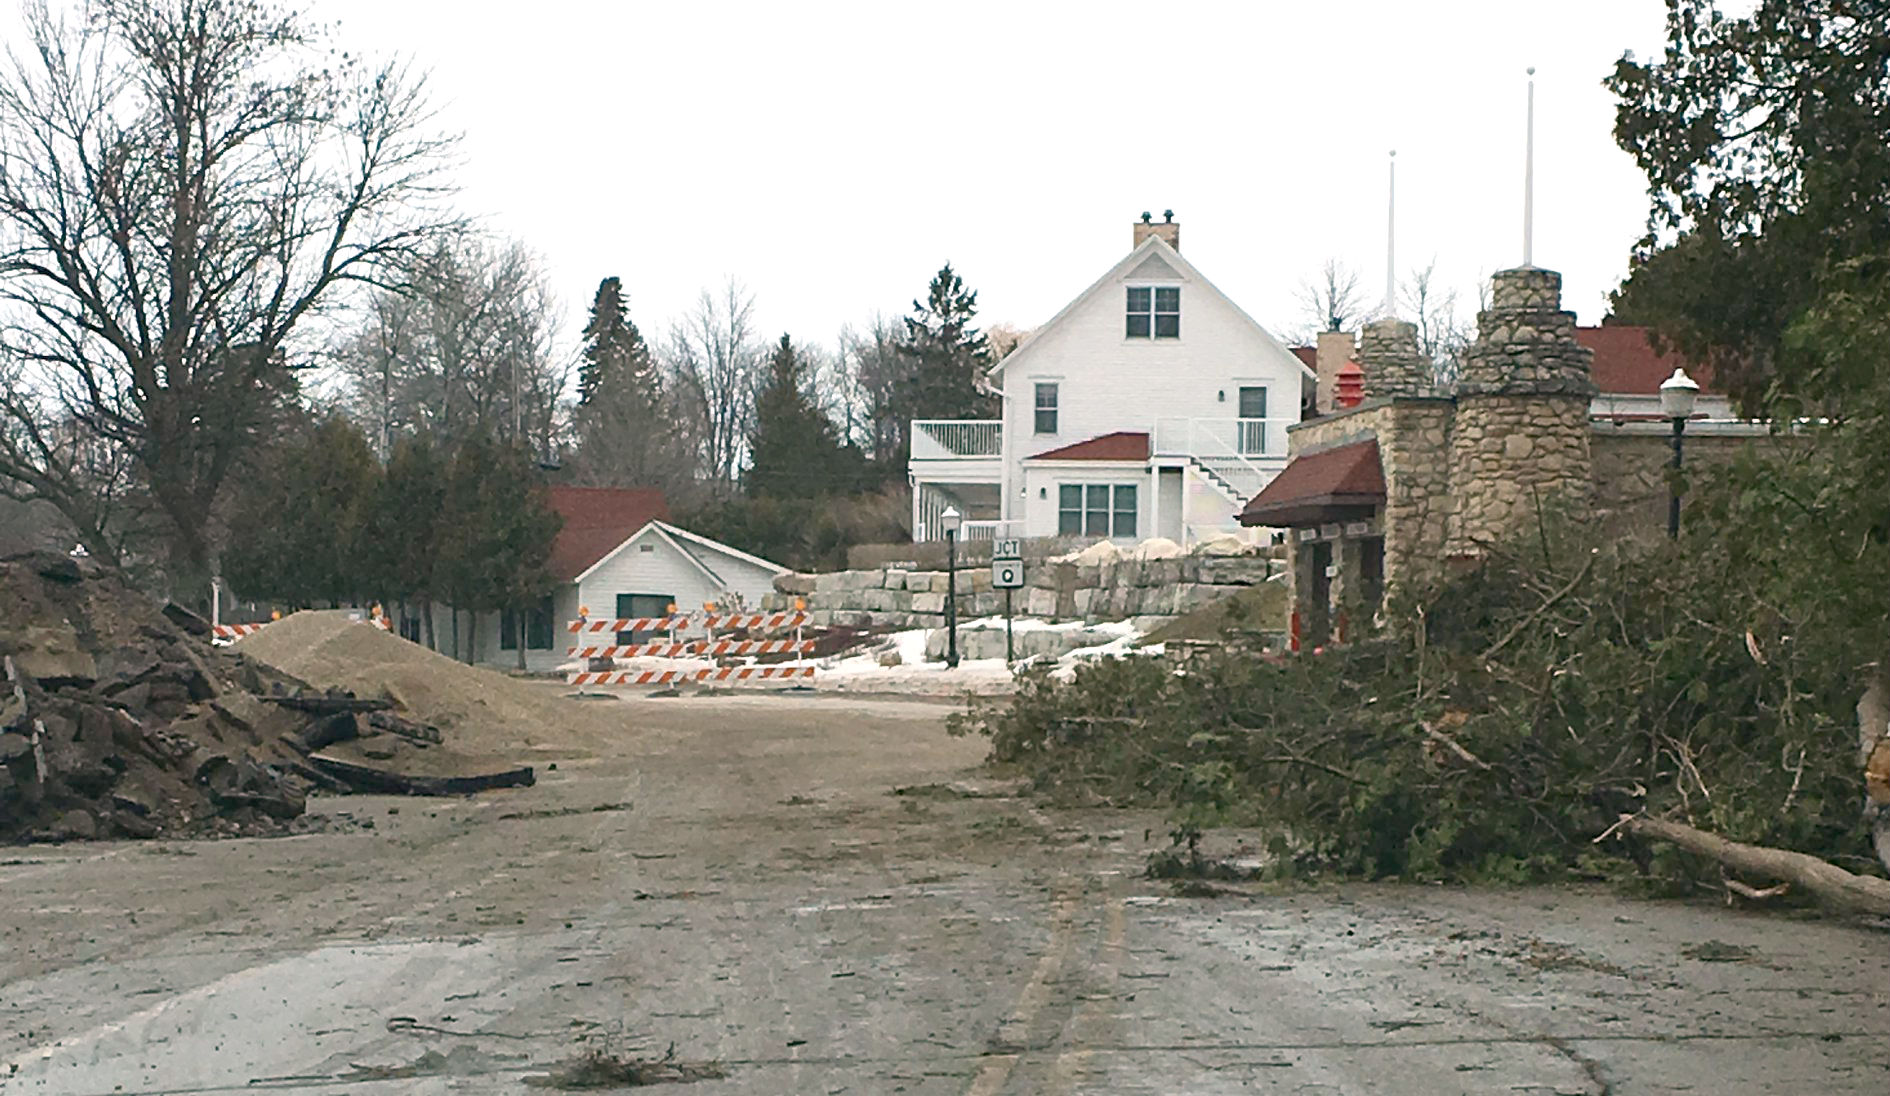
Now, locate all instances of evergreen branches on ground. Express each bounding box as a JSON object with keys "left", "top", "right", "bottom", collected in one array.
[{"left": 958, "top": 497, "right": 1882, "bottom": 890}]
